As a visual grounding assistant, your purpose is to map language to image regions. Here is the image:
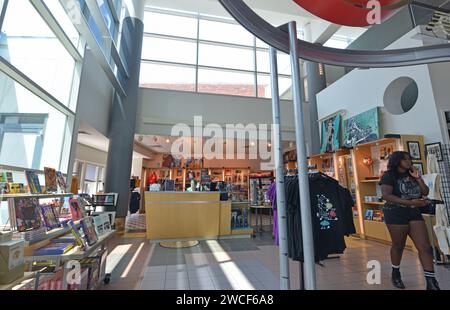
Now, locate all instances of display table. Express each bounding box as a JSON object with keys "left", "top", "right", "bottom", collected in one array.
[{"left": 145, "top": 192, "right": 222, "bottom": 240}]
